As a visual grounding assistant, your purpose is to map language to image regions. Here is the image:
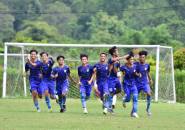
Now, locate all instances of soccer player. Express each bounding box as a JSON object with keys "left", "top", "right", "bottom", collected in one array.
[
  {"left": 25, "top": 50, "right": 42, "bottom": 112},
  {"left": 51, "top": 55, "right": 75, "bottom": 113},
  {"left": 135, "top": 51, "right": 153, "bottom": 116},
  {"left": 120, "top": 53, "right": 139, "bottom": 118},
  {"left": 92, "top": 53, "right": 109, "bottom": 115},
  {"left": 78, "top": 54, "right": 93, "bottom": 114},
  {"left": 40, "top": 52, "right": 56, "bottom": 112},
  {"left": 108, "top": 46, "right": 122, "bottom": 112}
]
